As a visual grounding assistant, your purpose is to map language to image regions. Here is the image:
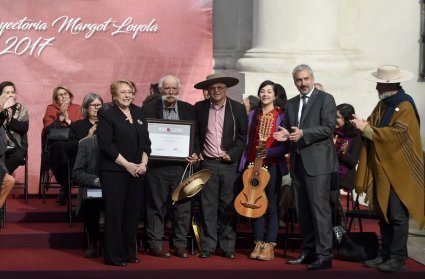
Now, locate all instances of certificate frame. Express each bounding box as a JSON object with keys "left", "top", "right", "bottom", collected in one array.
[{"left": 146, "top": 118, "right": 195, "bottom": 162}]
